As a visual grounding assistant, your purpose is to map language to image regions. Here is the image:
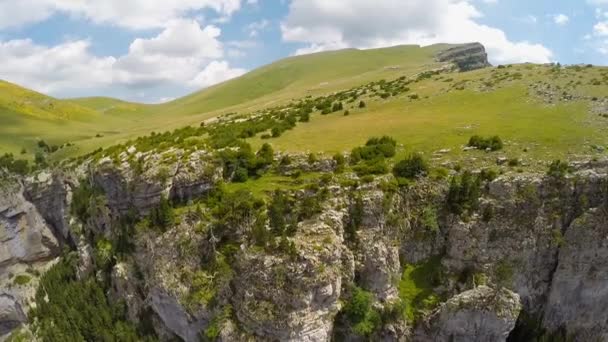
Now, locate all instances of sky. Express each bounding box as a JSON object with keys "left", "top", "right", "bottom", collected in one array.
[{"left": 0, "top": 0, "right": 606, "bottom": 103}]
